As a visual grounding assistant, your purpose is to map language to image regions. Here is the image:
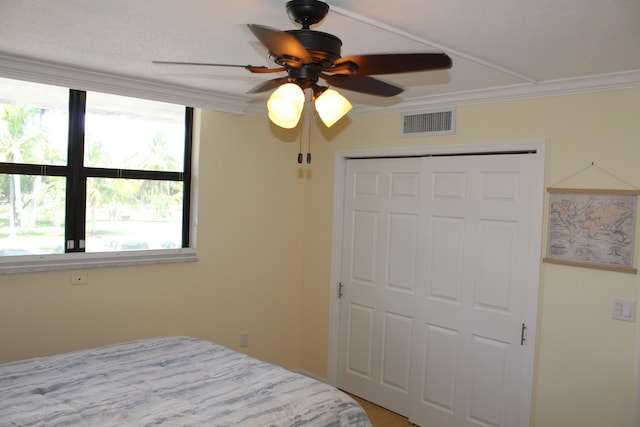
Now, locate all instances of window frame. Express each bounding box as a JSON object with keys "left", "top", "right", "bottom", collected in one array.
[{"left": 0, "top": 86, "right": 197, "bottom": 274}]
